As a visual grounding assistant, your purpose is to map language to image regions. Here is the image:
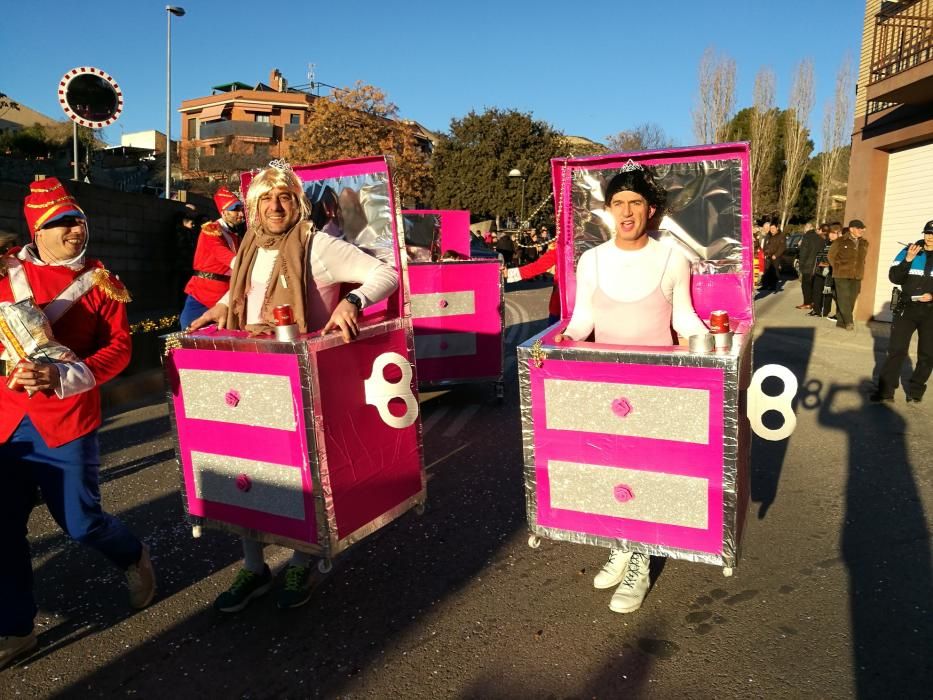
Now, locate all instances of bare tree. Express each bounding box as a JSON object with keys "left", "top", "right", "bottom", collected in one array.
[
  {"left": 816, "top": 55, "right": 854, "bottom": 225},
  {"left": 692, "top": 47, "right": 737, "bottom": 144},
  {"left": 779, "top": 59, "right": 816, "bottom": 230},
  {"left": 606, "top": 122, "right": 672, "bottom": 152},
  {"left": 749, "top": 67, "right": 779, "bottom": 217}
]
